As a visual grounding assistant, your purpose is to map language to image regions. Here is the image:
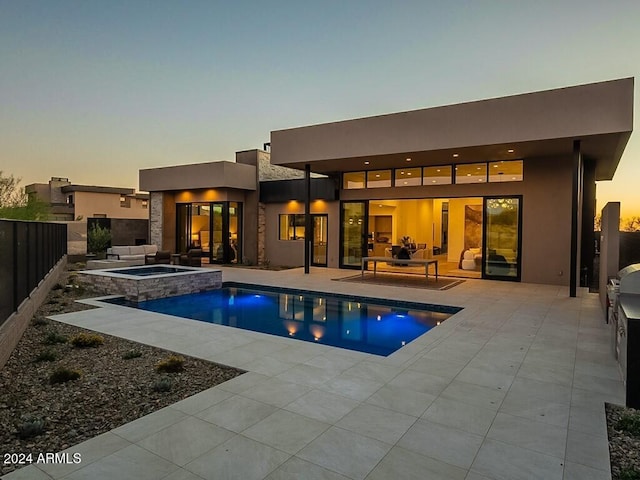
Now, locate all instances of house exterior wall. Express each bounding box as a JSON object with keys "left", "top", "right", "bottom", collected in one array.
[
  {"left": 264, "top": 200, "right": 340, "bottom": 268},
  {"left": 73, "top": 191, "right": 148, "bottom": 221}
]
